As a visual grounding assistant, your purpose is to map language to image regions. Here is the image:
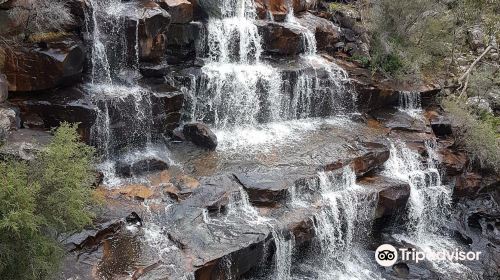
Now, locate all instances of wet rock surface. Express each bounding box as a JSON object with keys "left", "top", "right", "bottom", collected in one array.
[
  {"left": 157, "top": 0, "right": 193, "bottom": 23},
  {"left": 126, "top": 0, "right": 172, "bottom": 62},
  {"left": 1, "top": 0, "right": 495, "bottom": 279},
  {"left": 256, "top": 21, "right": 306, "bottom": 55},
  {"left": 296, "top": 12, "right": 341, "bottom": 53},
  {"left": 9, "top": 87, "right": 97, "bottom": 142},
  {"left": 358, "top": 175, "right": 411, "bottom": 219},
  {"left": 116, "top": 157, "right": 170, "bottom": 177},
  {"left": 182, "top": 122, "right": 218, "bottom": 150},
  {"left": 4, "top": 37, "right": 85, "bottom": 92}
]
